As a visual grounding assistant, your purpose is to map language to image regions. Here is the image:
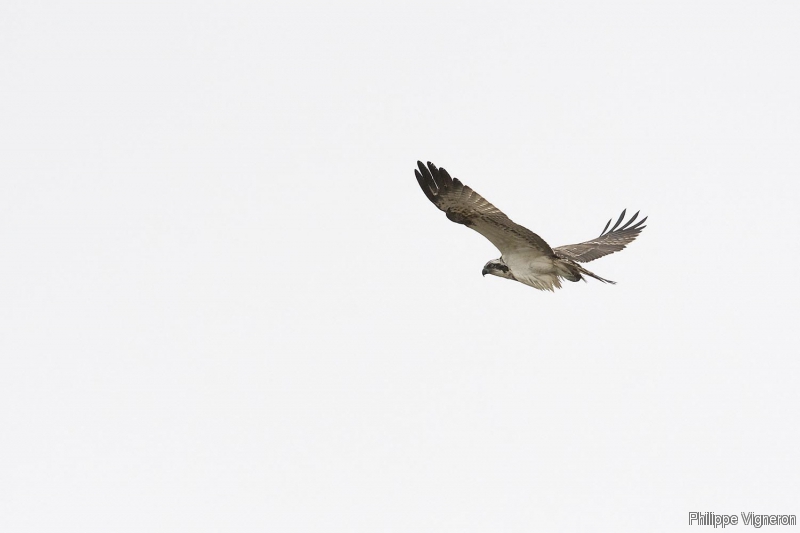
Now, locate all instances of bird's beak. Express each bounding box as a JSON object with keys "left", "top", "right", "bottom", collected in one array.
[{"left": 482, "top": 268, "right": 488, "bottom": 277}]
